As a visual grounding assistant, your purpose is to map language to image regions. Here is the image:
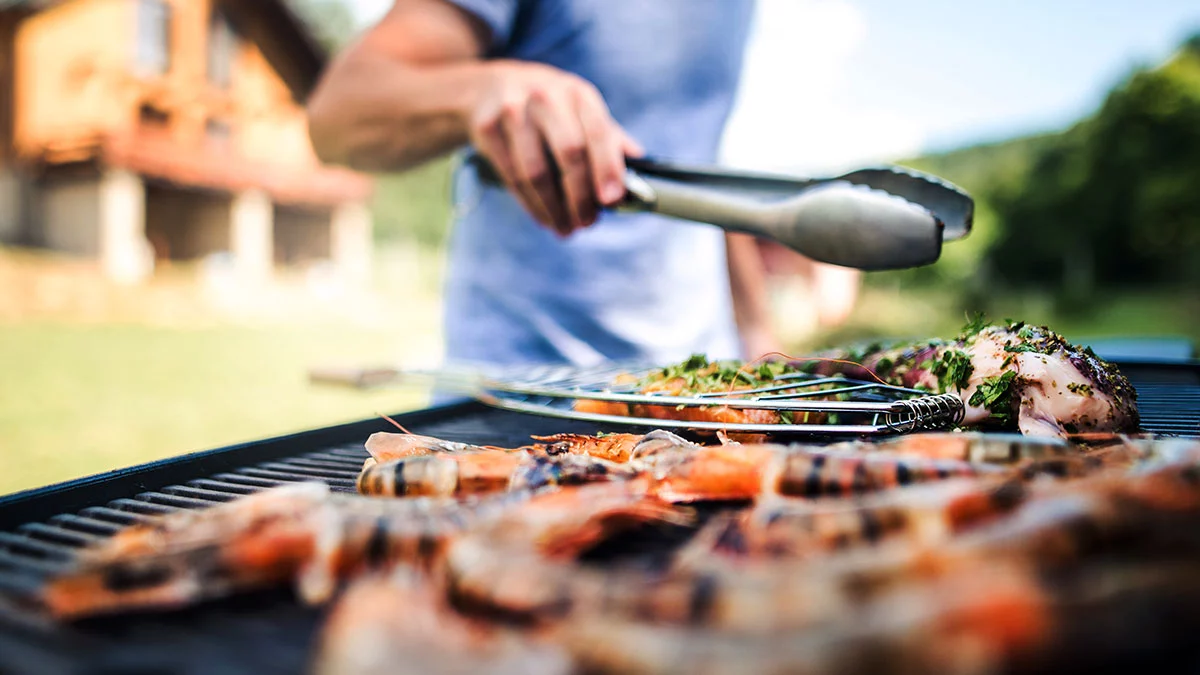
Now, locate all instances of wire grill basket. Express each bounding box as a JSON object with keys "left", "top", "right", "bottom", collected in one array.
[{"left": 410, "top": 360, "right": 966, "bottom": 437}]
